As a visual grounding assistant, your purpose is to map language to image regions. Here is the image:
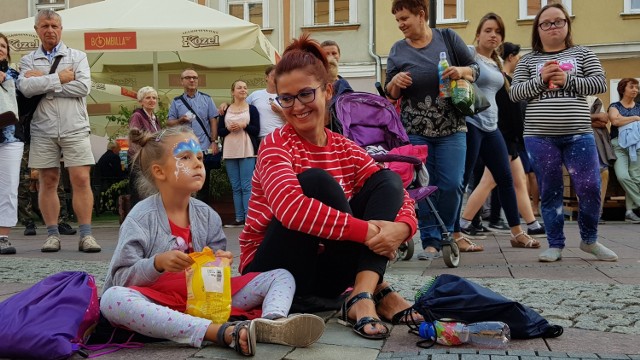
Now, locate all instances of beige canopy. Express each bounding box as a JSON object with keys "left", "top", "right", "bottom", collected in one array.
[{"left": 2, "top": 0, "right": 278, "bottom": 104}]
